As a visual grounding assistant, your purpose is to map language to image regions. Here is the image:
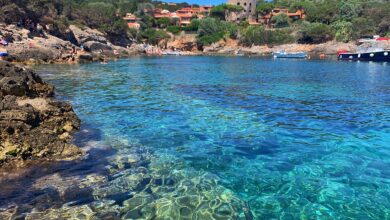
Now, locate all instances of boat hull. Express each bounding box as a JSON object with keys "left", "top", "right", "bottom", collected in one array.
[
  {"left": 338, "top": 51, "right": 390, "bottom": 62},
  {"left": 273, "top": 52, "right": 308, "bottom": 59}
]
